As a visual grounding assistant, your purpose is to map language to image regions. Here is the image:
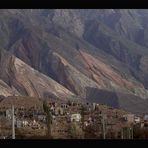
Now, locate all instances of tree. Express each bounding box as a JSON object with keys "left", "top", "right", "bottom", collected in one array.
[
  {"left": 67, "top": 100, "right": 72, "bottom": 106},
  {"left": 43, "top": 100, "right": 48, "bottom": 113},
  {"left": 43, "top": 100, "right": 52, "bottom": 138},
  {"left": 46, "top": 109, "right": 52, "bottom": 138},
  {"left": 69, "top": 122, "right": 84, "bottom": 139},
  {"left": 80, "top": 105, "right": 86, "bottom": 130}
]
